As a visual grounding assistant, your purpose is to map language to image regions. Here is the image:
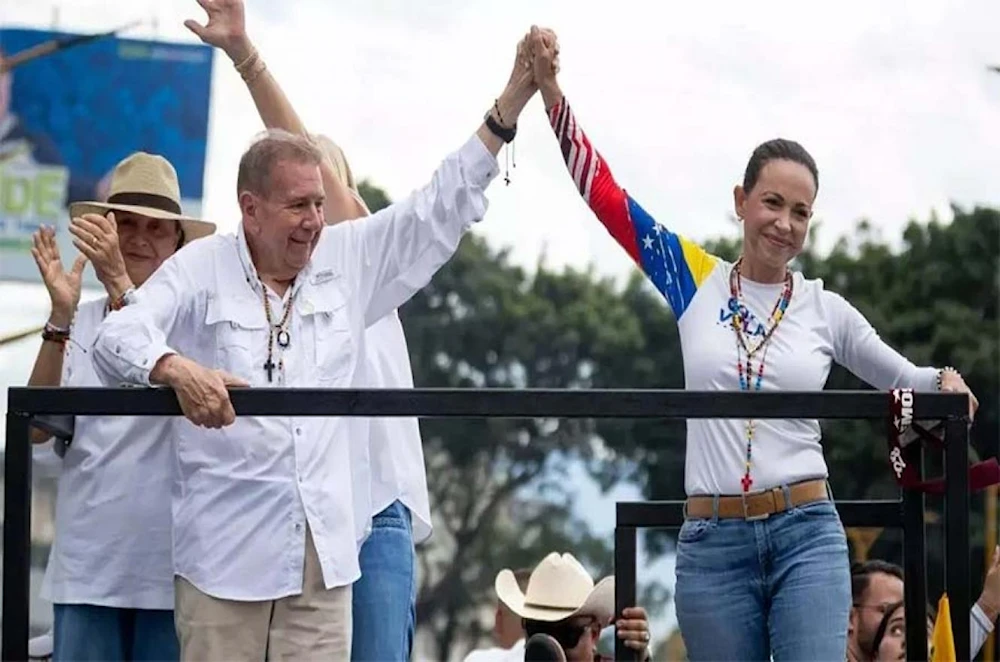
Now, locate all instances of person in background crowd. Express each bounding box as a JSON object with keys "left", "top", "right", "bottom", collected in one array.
[
  {"left": 847, "top": 552, "right": 998, "bottom": 661},
  {"left": 494, "top": 552, "right": 652, "bottom": 661},
  {"left": 464, "top": 568, "right": 533, "bottom": 662},
  {"left": 869, "top": 601, "right": 905, "bottom": 661}
]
